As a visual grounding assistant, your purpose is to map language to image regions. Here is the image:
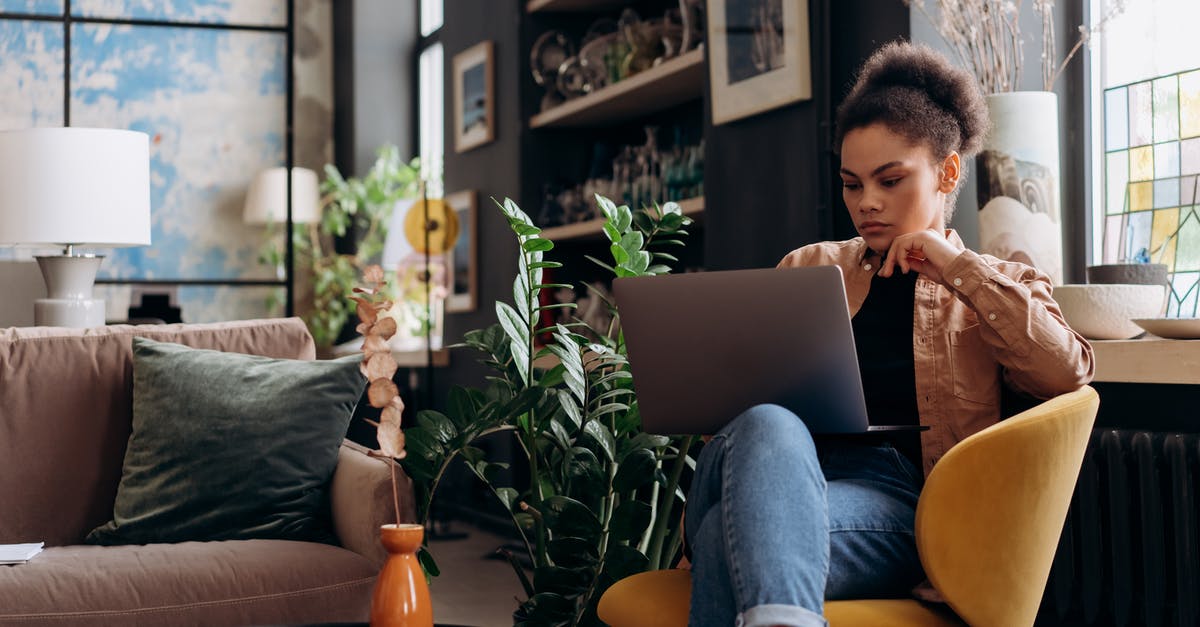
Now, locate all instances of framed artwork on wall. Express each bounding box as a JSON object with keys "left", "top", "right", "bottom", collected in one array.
[
  {"left": 445, "top": 189, "right": 478, "bottom": 313},
  {"left": 453, "top": 40, "right": 495, "bottom": 153},
  {"left": 706, "top": 0, "right": 812, "bottom": 125}
]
